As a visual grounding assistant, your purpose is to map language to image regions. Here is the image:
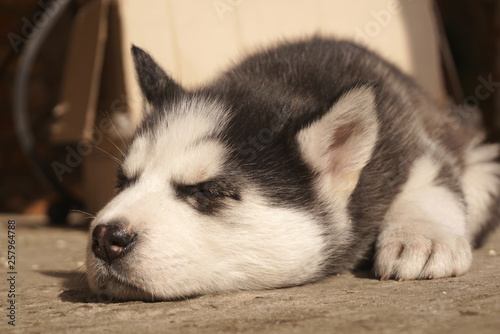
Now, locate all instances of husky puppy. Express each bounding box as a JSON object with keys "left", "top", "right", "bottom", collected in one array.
[{"left": 87, "top": 37, "right": 500, "bottom": 301}]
